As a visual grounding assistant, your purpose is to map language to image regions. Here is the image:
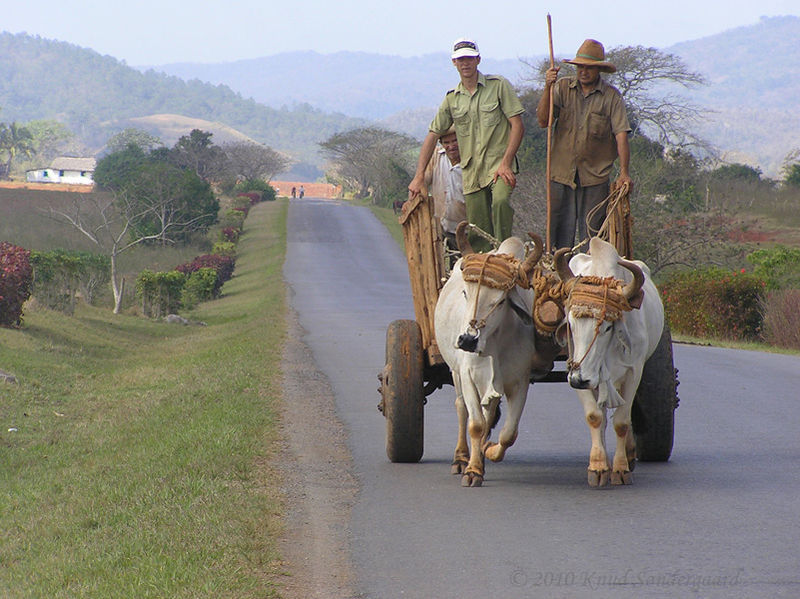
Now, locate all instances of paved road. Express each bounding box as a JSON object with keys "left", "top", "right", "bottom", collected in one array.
[{"left": 284, "top": 197, "right": 800, "bottom": 599}]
